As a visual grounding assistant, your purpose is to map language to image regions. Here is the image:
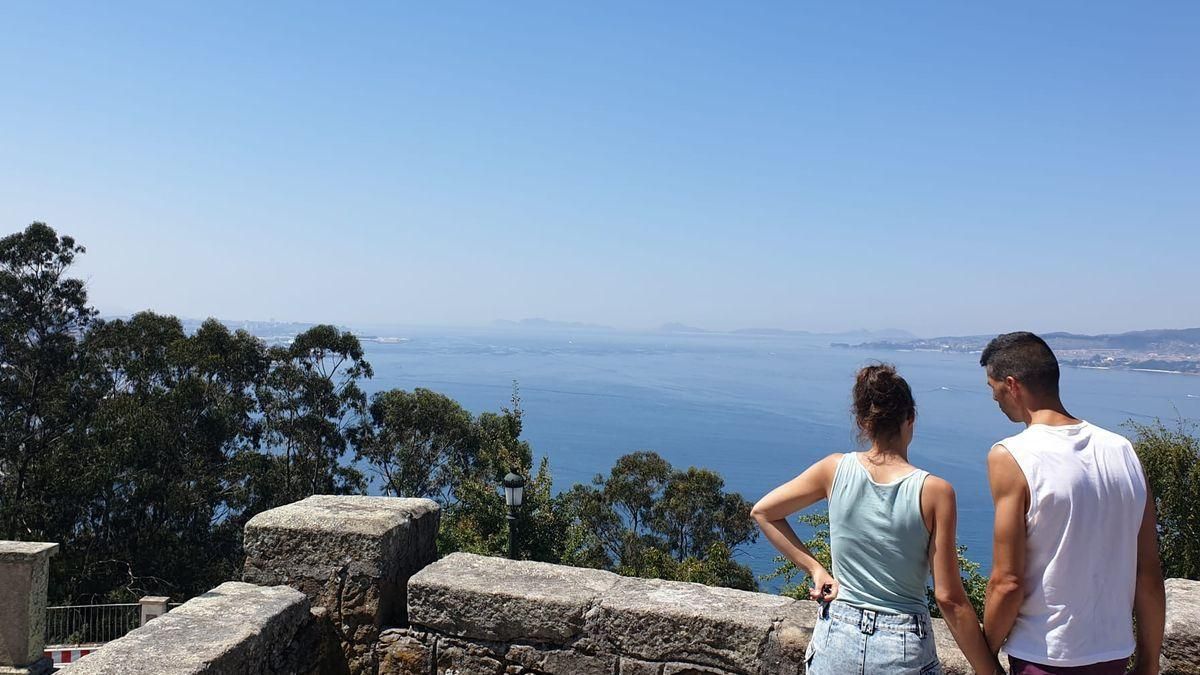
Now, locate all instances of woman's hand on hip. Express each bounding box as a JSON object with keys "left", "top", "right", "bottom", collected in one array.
[{"left": 809, "top": 568, "right": 840, "bottom": 603}]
